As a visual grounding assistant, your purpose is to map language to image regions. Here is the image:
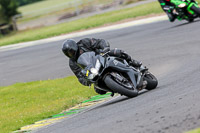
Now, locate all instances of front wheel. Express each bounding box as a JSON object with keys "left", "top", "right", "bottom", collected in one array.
[
  {"left": 188, "top": 18, "right": 194, "bottom": 22},
  {"left": 143, "top": 72, "right": 158, "bottom": 90},
  {"left": 104, "top": 75, "right": 138, "bottom": 98},
  {"left": 190, "top": 5, "right": 200, "bottom": 16}
]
